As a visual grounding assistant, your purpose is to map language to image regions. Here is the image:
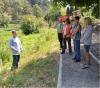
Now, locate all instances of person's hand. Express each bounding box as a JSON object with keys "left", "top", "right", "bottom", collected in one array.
[{"left": 71, "top": 33, "right": 74, "bottom": 37}]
